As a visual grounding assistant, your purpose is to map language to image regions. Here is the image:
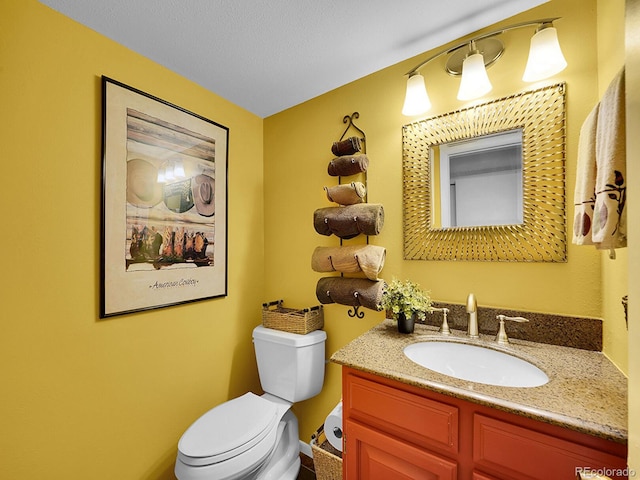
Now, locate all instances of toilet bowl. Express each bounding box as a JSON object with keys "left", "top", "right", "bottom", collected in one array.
[
  {"left": 175, "top": 393, "right": 298, "bottom": 479},
  {"left": 175, "top": 326, "right": 326, "bottom": 480}
]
